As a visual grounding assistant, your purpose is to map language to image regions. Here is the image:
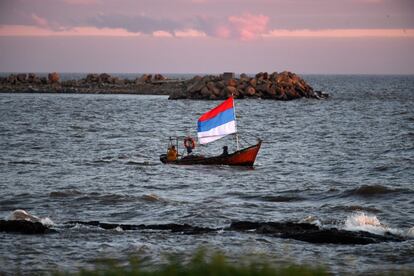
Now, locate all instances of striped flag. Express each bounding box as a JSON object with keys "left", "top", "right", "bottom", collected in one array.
[{"left": 197, "top": 97, "right": 237, "bottom": 144}]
